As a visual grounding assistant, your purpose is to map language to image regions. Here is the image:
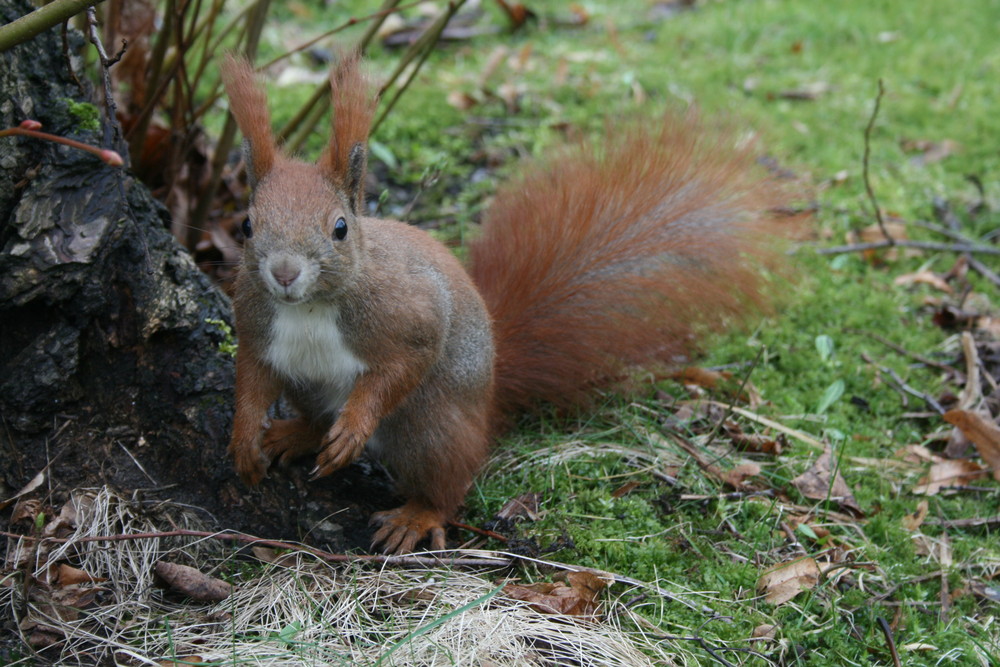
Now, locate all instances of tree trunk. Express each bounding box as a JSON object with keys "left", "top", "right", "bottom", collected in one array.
[{"left": 0, "top": 0, "right": 391, "bottom": 551}]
